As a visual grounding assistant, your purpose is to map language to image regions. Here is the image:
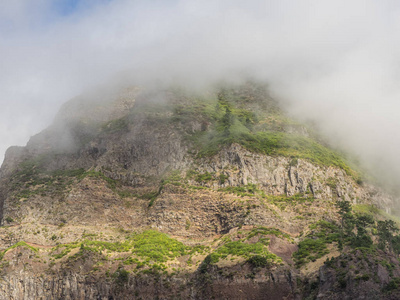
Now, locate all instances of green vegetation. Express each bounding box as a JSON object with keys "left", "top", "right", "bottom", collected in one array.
[
  {"left": 10, "top": 157, "right": 86, "bottom": 199},
  {"left": 377, "top": 220, "right": 399, "bottom": 252},
  {"left": 130, "top": 230, "right": 186, "bottom": 262},
  {"left": 4, "top": 216, "right": 13, "bottom": 223},
  {"left": 200, "top": 227, "right": 283, "bottom": 273},
  {"left": 336, "top": 200, "right": 376, "bottom": 250},
  {"left": 352, "top": 204, "right": 380, "bottom": 216},
  {"left": 383, "top": 277, "right": 400, "bottom": 293},
  {"left": 101, "top": 117, "right": 129, "bottom": 133},
  {"left": 10, "top": 81, "right": 359, "bottom": 207},
  {"left": 49, "top": 228, "right": 283, "bottom": 275},
  {"left": 51, "top": 230, "right": 202, "bottom": 268},
  {"left": 171, "top": 82, "right": 358, "bottom": 179},
  {"left": 293, "top": 239, "right": 330, "bottom": 266},
  {"left": 84, "top": 170, "right": 117, "bottom": 189},
  {"left": 52, "top": 242, "right": 81, "bottom": 259},
  {"left": 219, "top": 174, "right": 229, "bottom": 184},
  {"left": 200, "top": 238, "right": 281, "bottom": 273},
  {"left": 199, "top": 253, "right": 219, "bottom": 273},
  {"left": 219, "top": 182, "right": 315, "bottom": 210},
  {"left": 195, "top": 128, "right": 356, "bottom": 177},
  {"left": 295, "top": 200, "right": 400, "bottom": 268},
  {"left": 194, "top": 171, "right": 214, "bottom": 184},
  {"left": 268, "top": 193, "right": 314, "bottom": 210},
  {"left": 246, "top": 226, "right": 293, "bottom": 242},
  {"left": 47, "top": 229, "right": 209, "bottom": 276},
  {"left": 247, "top": 255, "right": 271, "bottom": 268},
  {"left": 186, "top": 169, "right": 230, "bottom": 186},
  {"left": 11, "top": 161, "right": 164, "bottom": 207},
  {"left": 12, "top": 156, "right": 85, "bottom": 185},
  {"left": 326, "top": 177, "right": 338, "bottom": 190},
  {"left": 289, "top": 157, "right": 298, "bottom": 166},
  {"left": 353, "top": 204, "right": 400, "bottom": 225},
  {"left": 215, "top": 240, "right": 271, "bottom": 260},
  {"left": 12, "top": 160, "right": 197, "bottom": 209},
  {"left": 116, "top": 186, "right": 161, "bottom": 206},
  {"left": 10, "top": 81, "right": 360, "bottom": 205},
  {"left": 51, "top": 168, "right": 86, "bottom": 178},
  {"left": 136, "top": 170, "right": 185, "bottom": 207},
  {"left": 294, "top": 220, "right": 341, "bottom": 266},
  {"left": 162, "top": 170, "right": 183, "bottom": 185},
  {"left": 0, "top": 241, "right": 38, "bottom": 260},
  {"left": 219, "top": 183, "right": 263, "bottom": 197},
  {"left": 112, "top": 268, "right": 130, "bottom": 285}
]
